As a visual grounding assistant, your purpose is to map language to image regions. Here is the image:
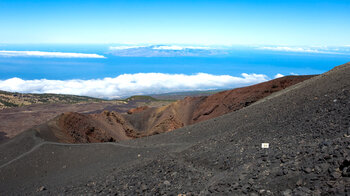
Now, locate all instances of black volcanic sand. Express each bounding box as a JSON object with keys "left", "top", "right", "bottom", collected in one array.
[{"left": 1, "top": 63, "right": 350, "bottom": 195}]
